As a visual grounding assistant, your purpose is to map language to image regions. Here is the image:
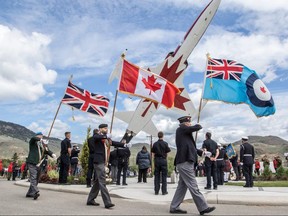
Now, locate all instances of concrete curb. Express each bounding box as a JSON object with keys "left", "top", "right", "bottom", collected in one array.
[{"left": 15, "top": 179, "right": 288, "bottom": 206}]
